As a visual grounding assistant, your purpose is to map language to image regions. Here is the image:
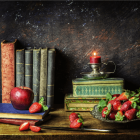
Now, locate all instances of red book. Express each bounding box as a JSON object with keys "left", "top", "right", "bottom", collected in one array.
[
  {"left": 1, "top": 39, "right": 17, "bottom": 103},
  {"left": 0, "top": 114, "right": 51, "bottom": 126}
]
